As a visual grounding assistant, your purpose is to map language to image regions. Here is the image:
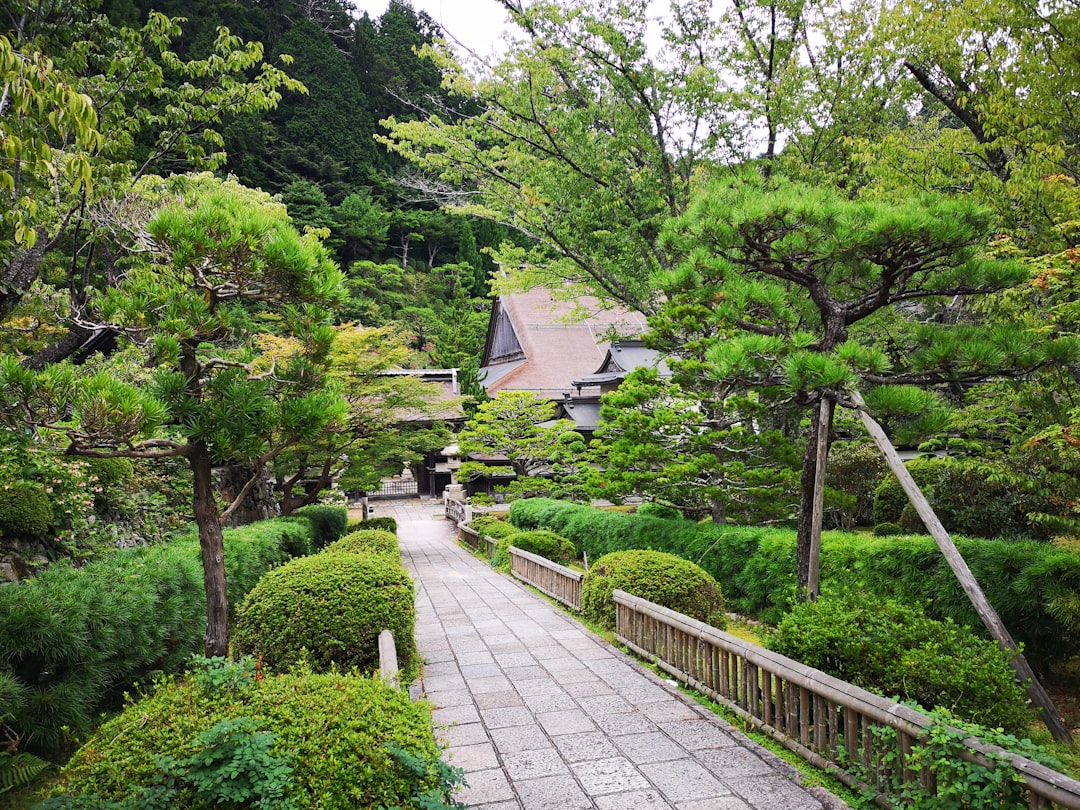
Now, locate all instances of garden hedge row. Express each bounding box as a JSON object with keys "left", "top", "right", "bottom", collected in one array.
[
  {"left": 0, "top": 510, "right": 345, "bottom": 757},
  {"left": 44, "top": 661, "right": 456, "bottom": 809},
  {"left": 508, "top": 498, "right": 1080, "bottom": 671}
]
